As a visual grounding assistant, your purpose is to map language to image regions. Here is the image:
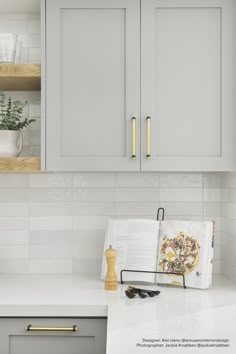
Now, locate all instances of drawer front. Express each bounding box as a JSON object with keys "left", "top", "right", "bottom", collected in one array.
[{"left": 0, "top": 317, "right": 107, "bottom": 354}]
